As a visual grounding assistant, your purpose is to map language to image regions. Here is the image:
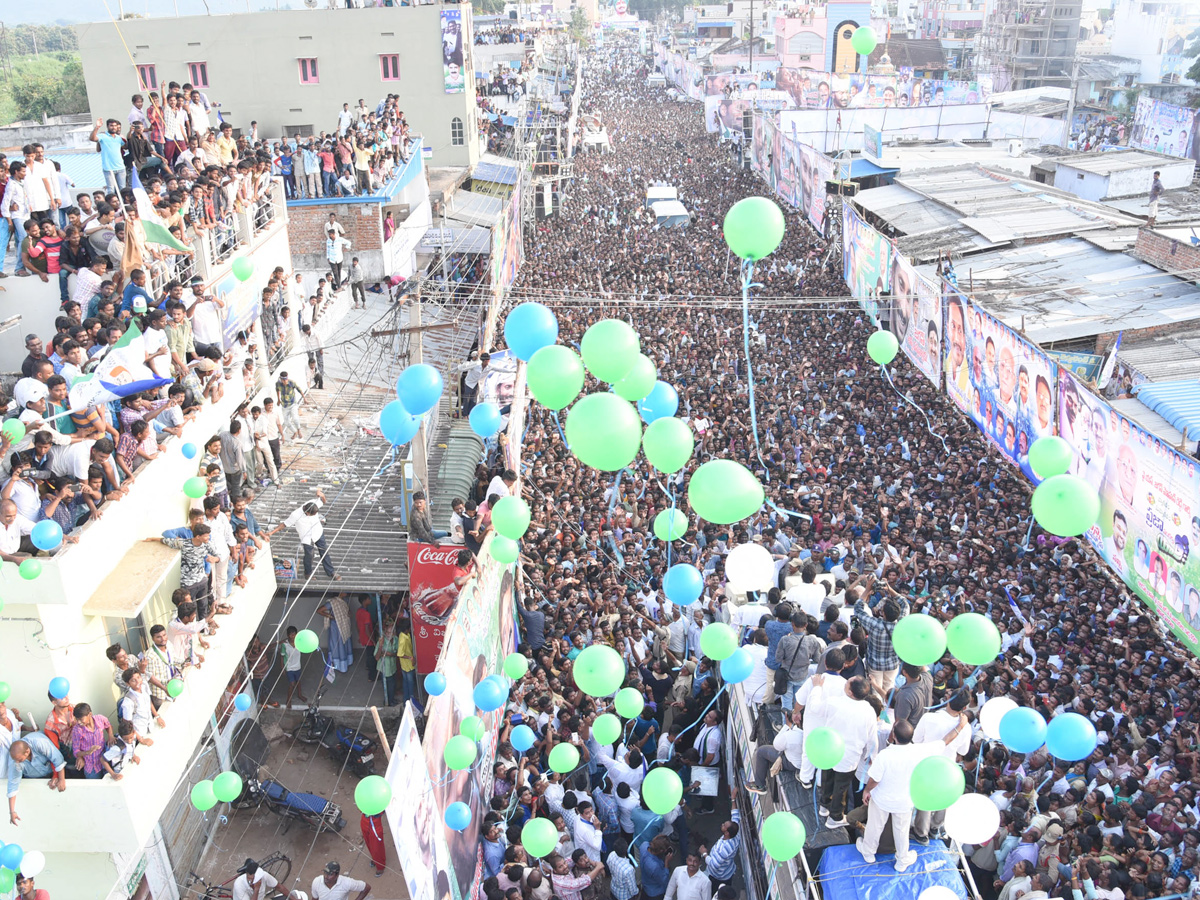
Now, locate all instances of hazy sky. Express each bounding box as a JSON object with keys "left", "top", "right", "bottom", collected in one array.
[{"left": 9, "top": 0, "right": 298, "bottom": 25}]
